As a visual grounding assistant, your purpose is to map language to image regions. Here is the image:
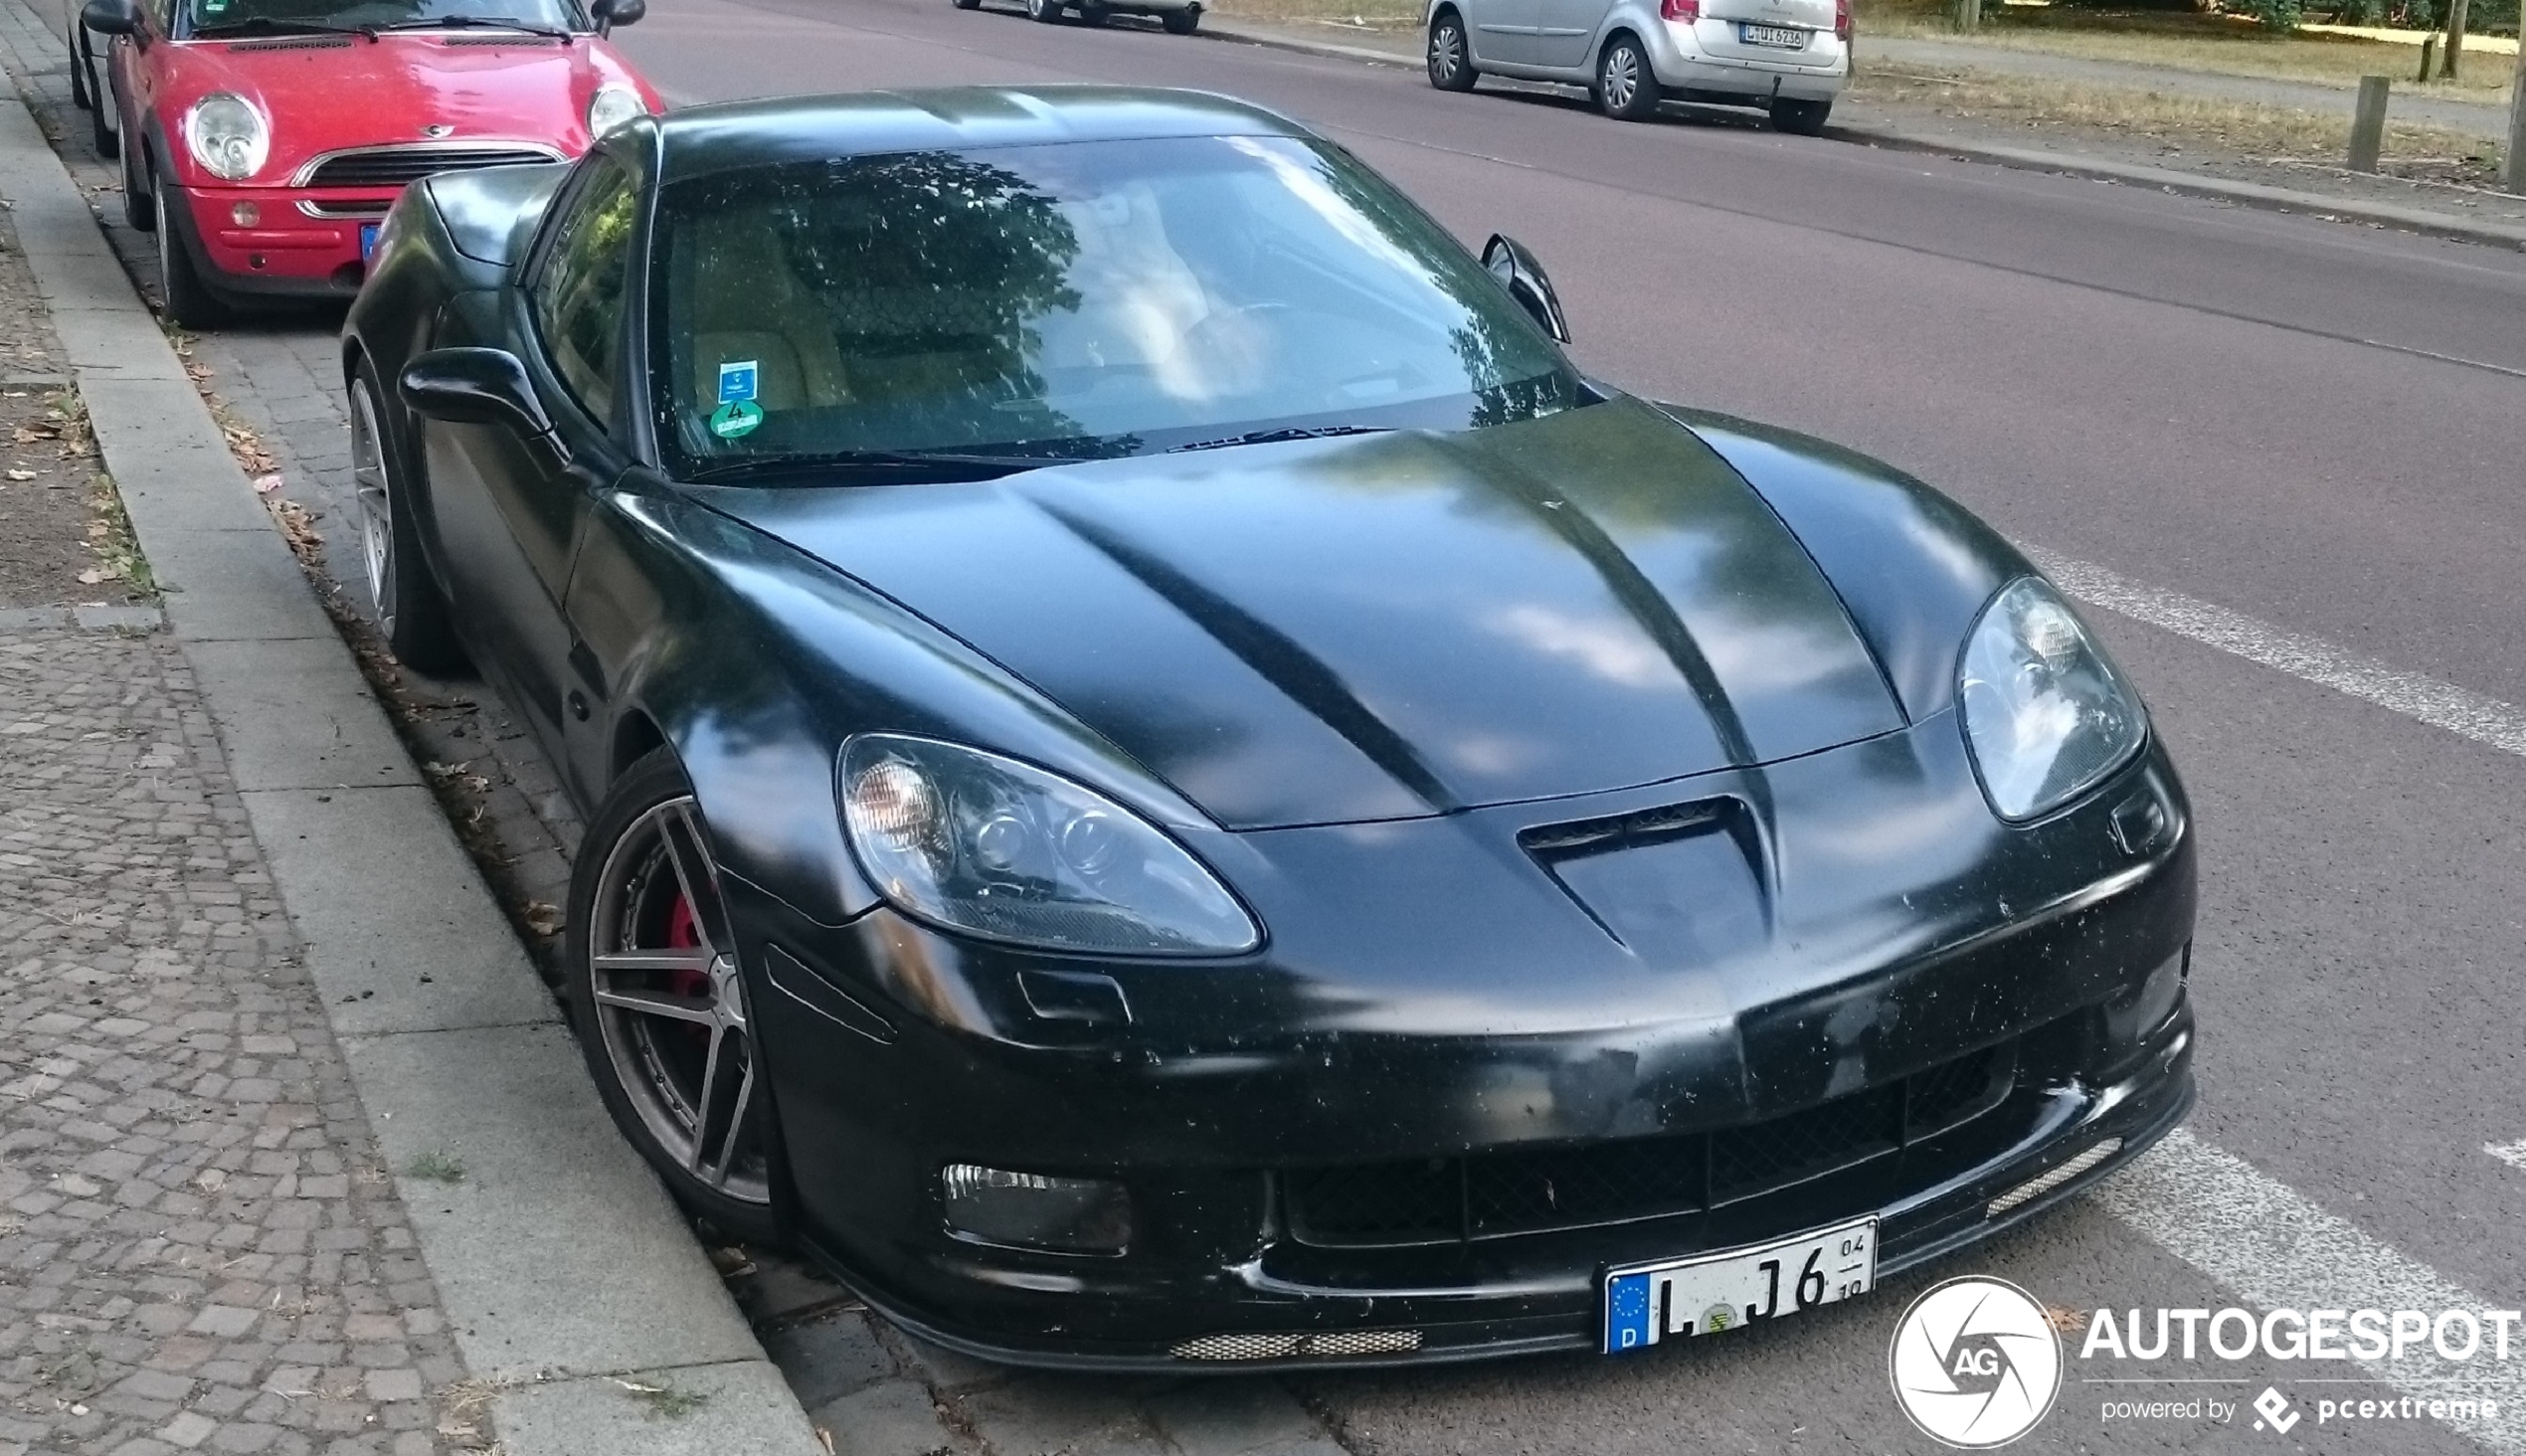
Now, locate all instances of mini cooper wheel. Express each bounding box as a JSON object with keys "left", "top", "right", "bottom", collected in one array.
[
  {"left": 121, "top": 143, "right": 153, "bottom": 232},
  {"left": 153, "top": 175, "right": 229, "bottom": 328},
  {"left": 1426, "top": 9, "right": 1477, "bottom": 91},
  {"left": 1162, "top": 4, "right": 1198, "bottom": 31},
  {"left": 1594, "top": 34, "right": 1662, "bottom": 121},
  {"left": 568, "top": 751, "right": 787, "bottom": 1243},
  {"left": 952, "top": 0, "right": 981, "bottom": 9},
  {"left": 1026, "top": 0, "right": 1064, "bottom": 24},
  {"left": 348, "top": 360, "right": 465, "bottom": 673}
]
